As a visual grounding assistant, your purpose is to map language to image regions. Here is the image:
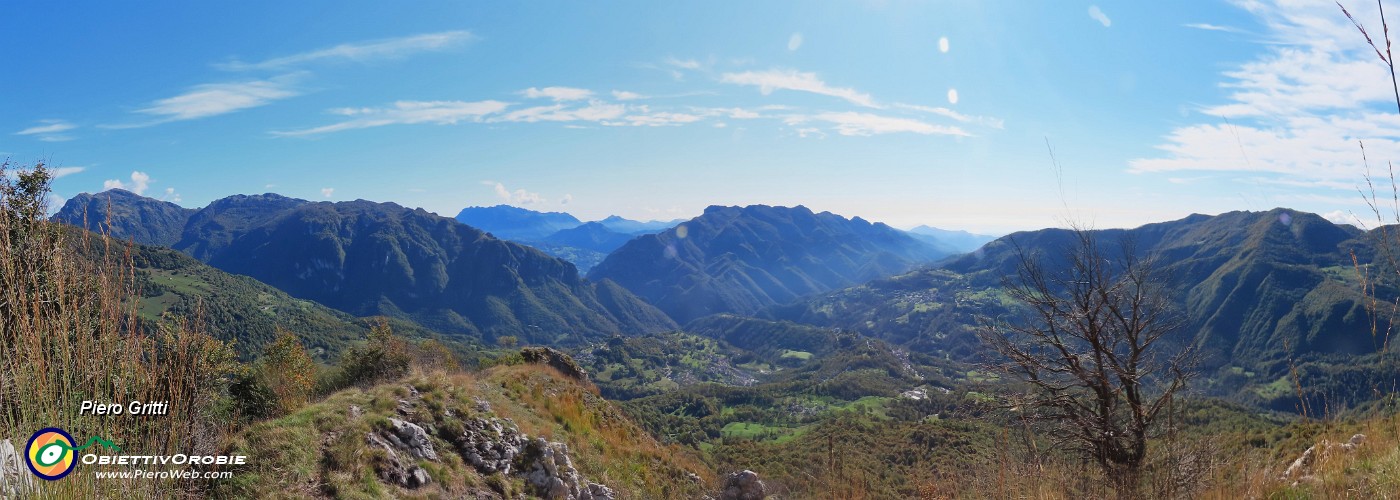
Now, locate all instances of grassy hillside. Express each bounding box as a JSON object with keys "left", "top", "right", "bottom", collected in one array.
[
  {"left": 215, "top": 365, "right": 713, "bottom": 499},
  {"left": 118, "top": 237, "right": 373, "bottom": 360}
]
